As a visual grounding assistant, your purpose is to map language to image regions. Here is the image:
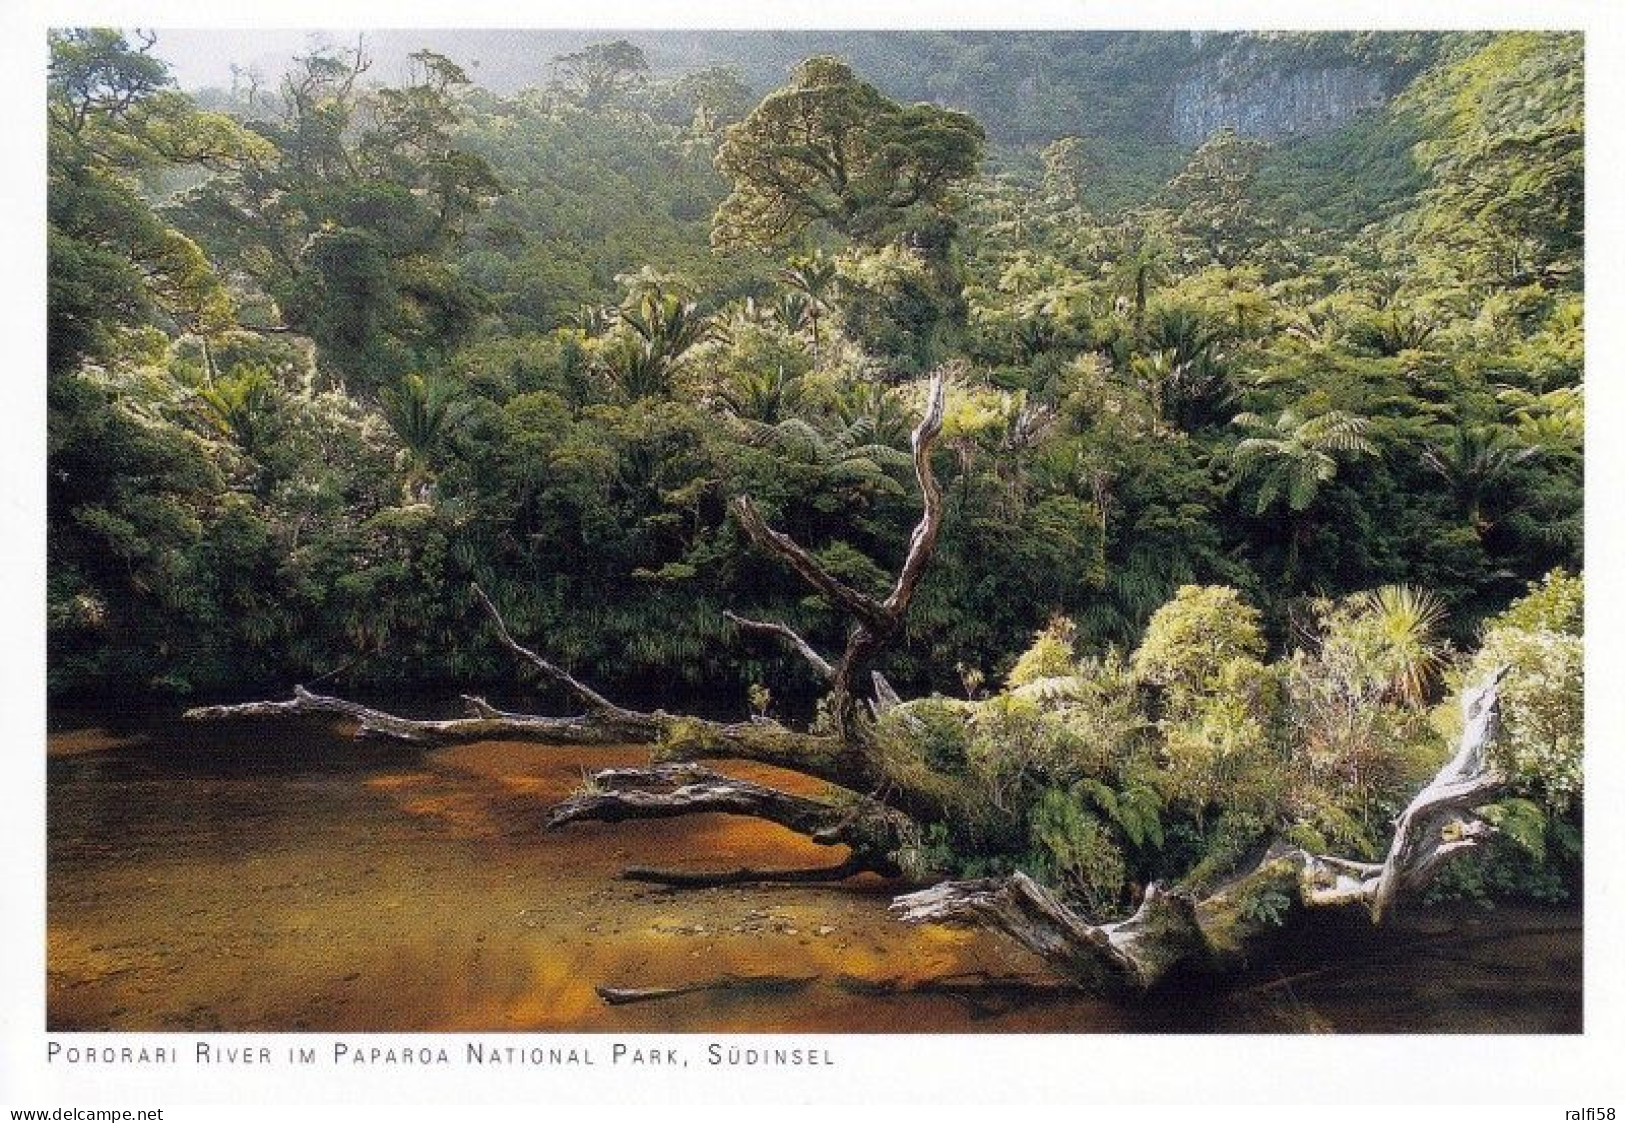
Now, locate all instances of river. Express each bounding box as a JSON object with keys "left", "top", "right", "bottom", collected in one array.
[{"left": 47, "top": 707, "right": 1582, "bottom": 1033}]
